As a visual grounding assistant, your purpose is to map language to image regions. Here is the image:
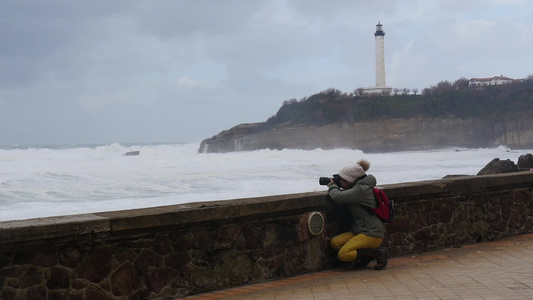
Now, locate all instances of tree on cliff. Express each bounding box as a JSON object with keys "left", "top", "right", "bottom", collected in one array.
[{"left": 265, "top": 77, "right": 533, "bottom": 129}]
